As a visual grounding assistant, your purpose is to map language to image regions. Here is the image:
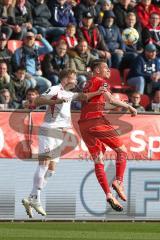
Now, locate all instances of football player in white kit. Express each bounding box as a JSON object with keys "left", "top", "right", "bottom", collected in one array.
[{"left": 22, "top": 69, "right": 105, "bottom": 217}]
